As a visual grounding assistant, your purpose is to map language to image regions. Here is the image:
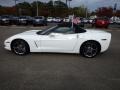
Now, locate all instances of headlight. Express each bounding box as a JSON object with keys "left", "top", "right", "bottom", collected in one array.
[
  {"left": 4, "top": 38, "right": 11, "bottom": 44},
  {"left": 2, "top": 19, "right": 6, "bottom": 21}
]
